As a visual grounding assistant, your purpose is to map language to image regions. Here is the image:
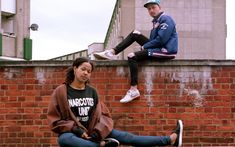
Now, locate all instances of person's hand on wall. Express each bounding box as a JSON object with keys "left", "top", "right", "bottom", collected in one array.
[{"left": 141, "top": 46, "right": 145, "bottom": 50}]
